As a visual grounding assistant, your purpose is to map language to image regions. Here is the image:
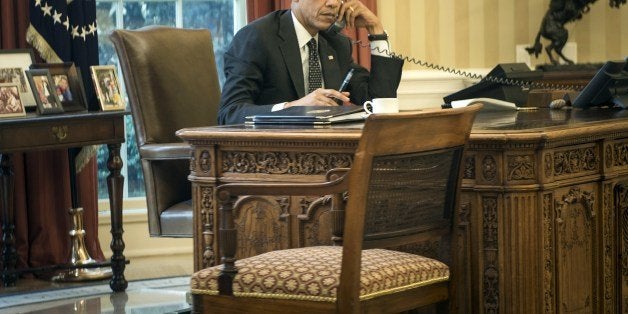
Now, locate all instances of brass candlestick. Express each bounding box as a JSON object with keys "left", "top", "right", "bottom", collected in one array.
[{"left": 53, "top": 207, "right": 112, "bottom": 282}]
